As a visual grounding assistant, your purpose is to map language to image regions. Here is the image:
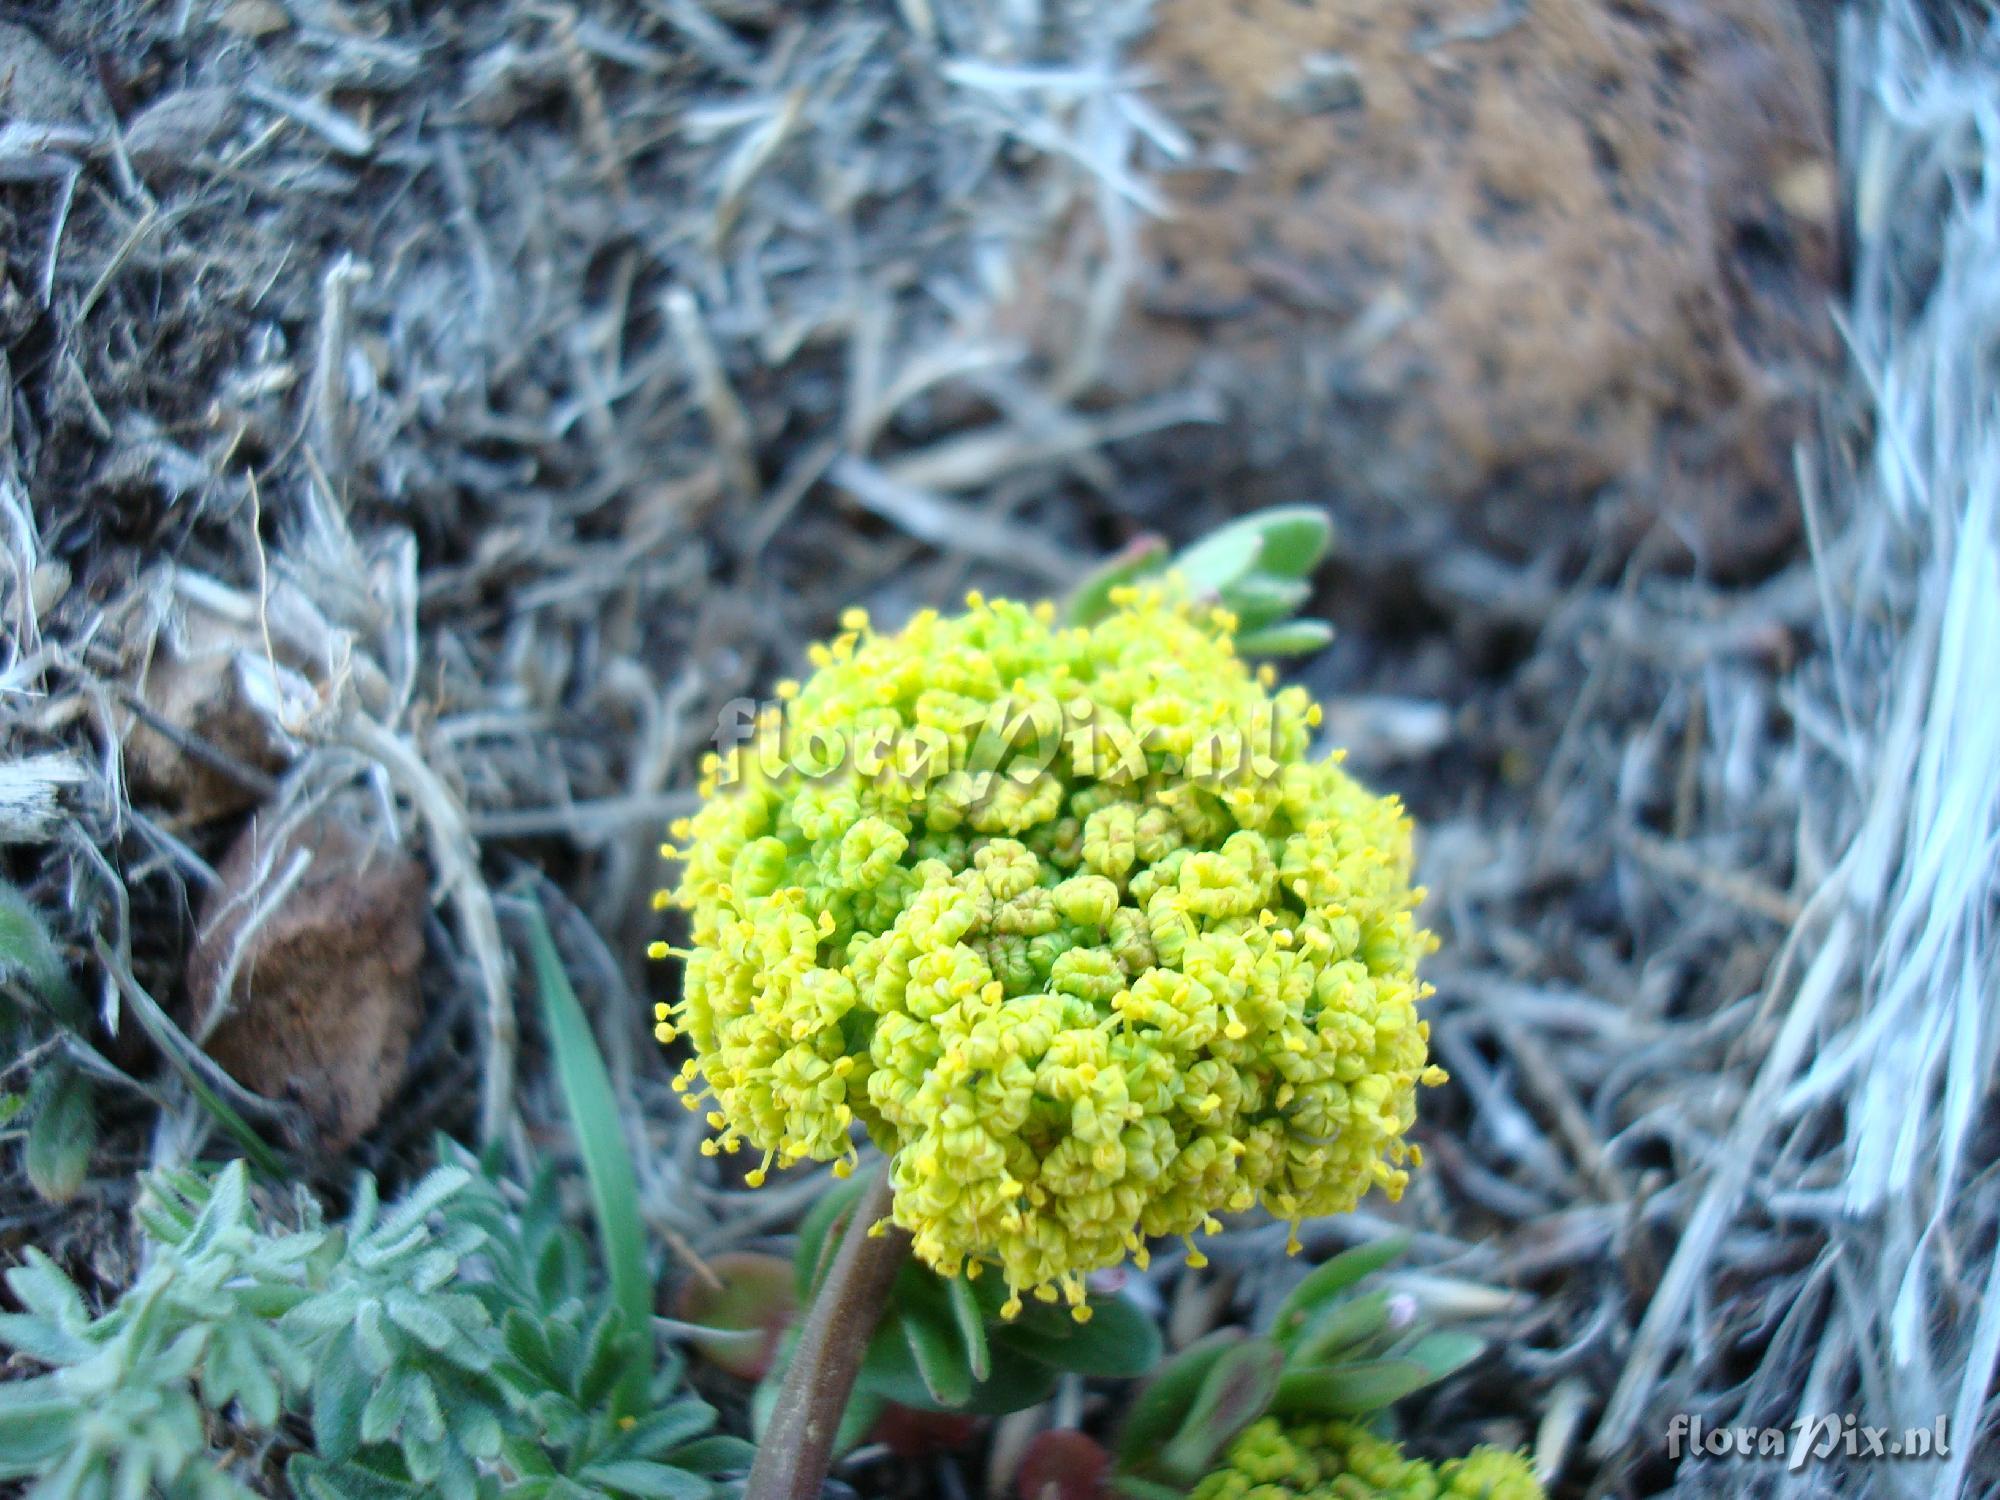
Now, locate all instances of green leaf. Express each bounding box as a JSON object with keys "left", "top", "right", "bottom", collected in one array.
[
  {"left": 577, "top": 1307, "right": 639, "bottom": 1411},
  {"left": 0, "top": 1249, "right": 91, "bottom": 1359},
  {"left": 384, "top": 1288, "right": 462, "bottom": 1355},
  {"left": 23, "top": 1063, "right": 94, "bottom": 1203},
  {"left": 945, "top": 1276, "right": 990, "bottom": 1383},
  {"left": 577, "top": 1460, "right": 709, "bottom": 1500},
  {"left": 900, "top": 1303, "right": 973, "bottom": 1409},
  {"left": 1113, "top": 1328, "right": 1245, "bottom": 1470},
  {"left": 0, "top": 1383, "right": 76, "bottom": 1478},
  {"left": 288, "top": 1453, "right": 430, "bottom": 1500},
  {"left": 1066, "top": 535, "right": 1171, "bottom": 626},
  {"left": 1217, "top": 573, "right": 1312, "bottom": 631},
  {"left": 366, "top": 1167, "right": 473, "bottom": 1252},
  {"left": 202, "top": 1320, "right": 282, "bottom": 1429},
  {"left": 792, "top": 1175, "right": 864, "bottom": 1299},
  {"left": 1153, "top": 1336, "right": 1284, "bottom": 1486},
  {"left": 674, "top": 1252, "right": 794, "bottom": 1381},
  {"left": 1237, "top": 507, "right": 1335, "bottom": 577},
  {"left": 1283, "top": 1289, "right": 1392, "bottom": 1369},
  {"left": 521, "top": 896, "right": 652, "bottom": 1419},
  {"left": 312, "top": 1331, "right": 370, "bottom": 1461},
  {"left": 663, "top": 1435, "right": 756, "bottom": 1475},
  {"left": 856, "top": 1325, "right": 1056, "bottom": 1417},
  {"left": 1109, "top": 1479, "right": 1190, "bottom": 1500},
  {"left": 1272, "top": 1357, "right": 1439, "bottom": 1418},
  {"left": 1172, "top": 526, "right": 1264, "bottom": 598},
  {"left": 1404, "top": 1330, "right": 1485, "bottom": 1383},
  {"left": 0, "top": 880, "right": 83, "bottom": 1024},
  {"left": 499, "top": 1309, "right": 560, "bottom": 1388},
  {"left": 996, "top": 1293, "right": 1161, "bottom": 1379},
  {"left": 603, "top": 1399, "right": 717, "bottom": 1462},
  {"left": 1272, "top": 1235, "right": 1410, "bottom": 1346},
  {"left": 1232, "top": 619, "right": 1335, "bottom": 657},
  {"left": 835, "top": 1387, "right": 887, "bottom": 1453}
]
